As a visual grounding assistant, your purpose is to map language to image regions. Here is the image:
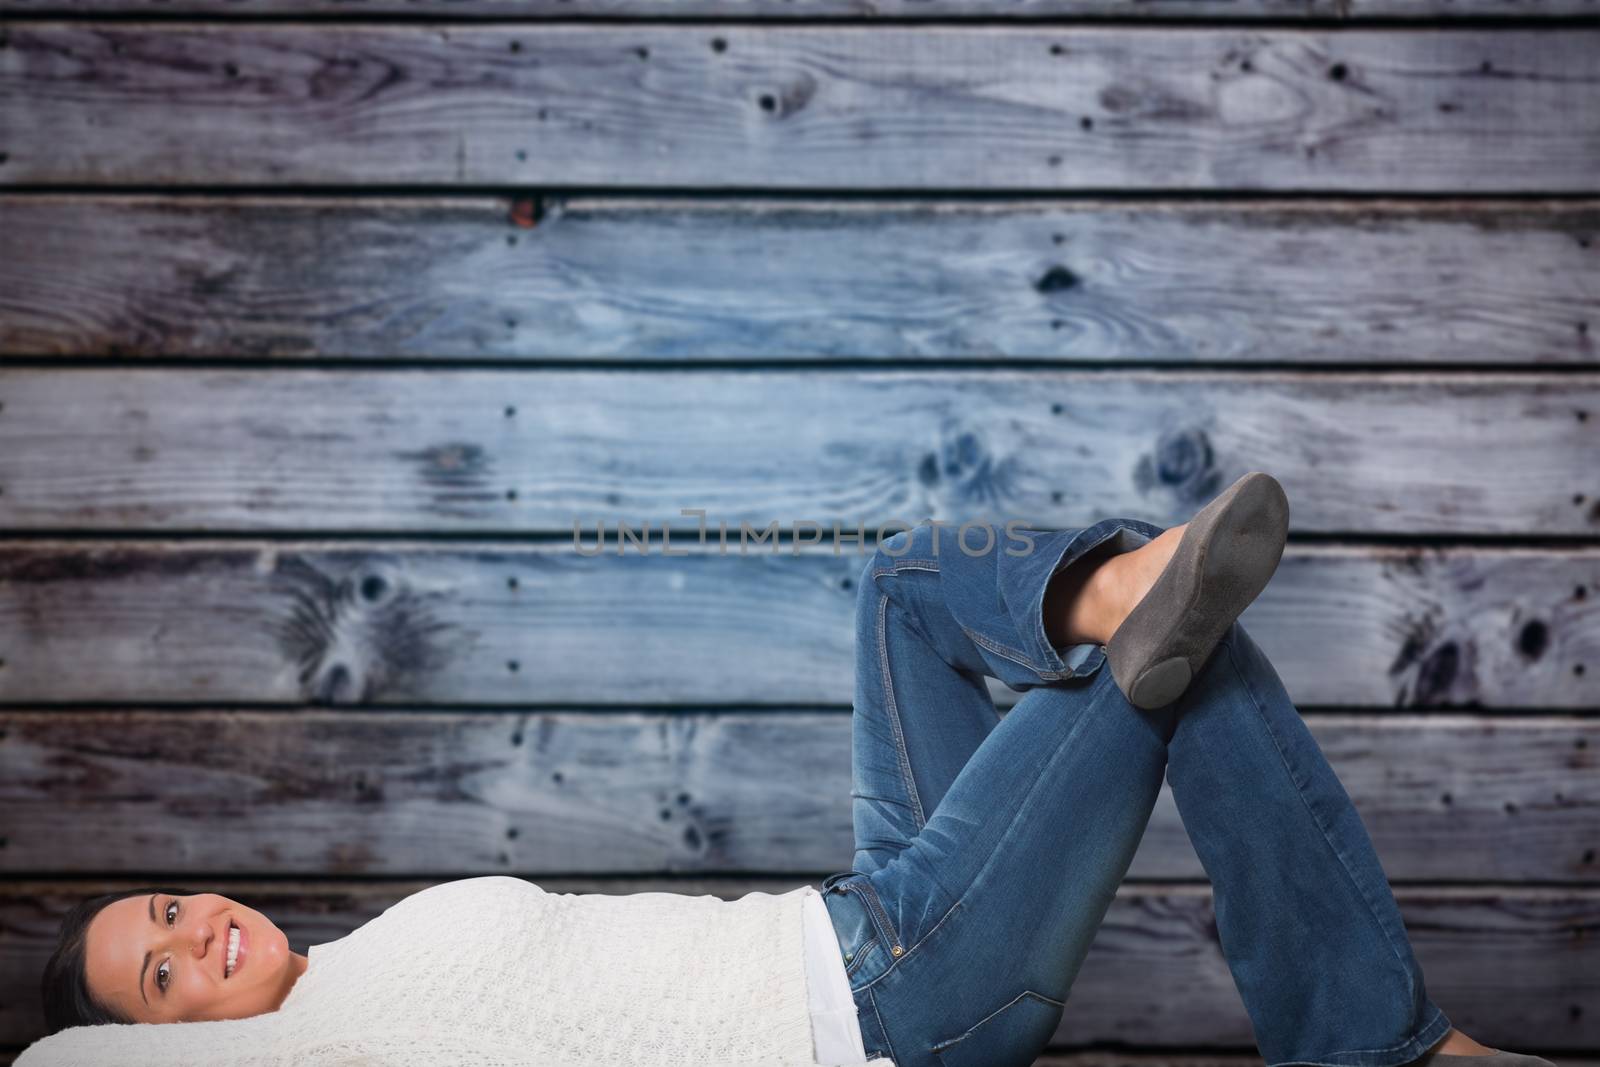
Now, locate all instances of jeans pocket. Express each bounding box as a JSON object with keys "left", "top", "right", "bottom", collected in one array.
[
  {"left": 827, "top": 873, "right": 904, "bottom": 961},
  {"left": 929, "top": 989, "right": 1064, "bottom": 1067}
]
